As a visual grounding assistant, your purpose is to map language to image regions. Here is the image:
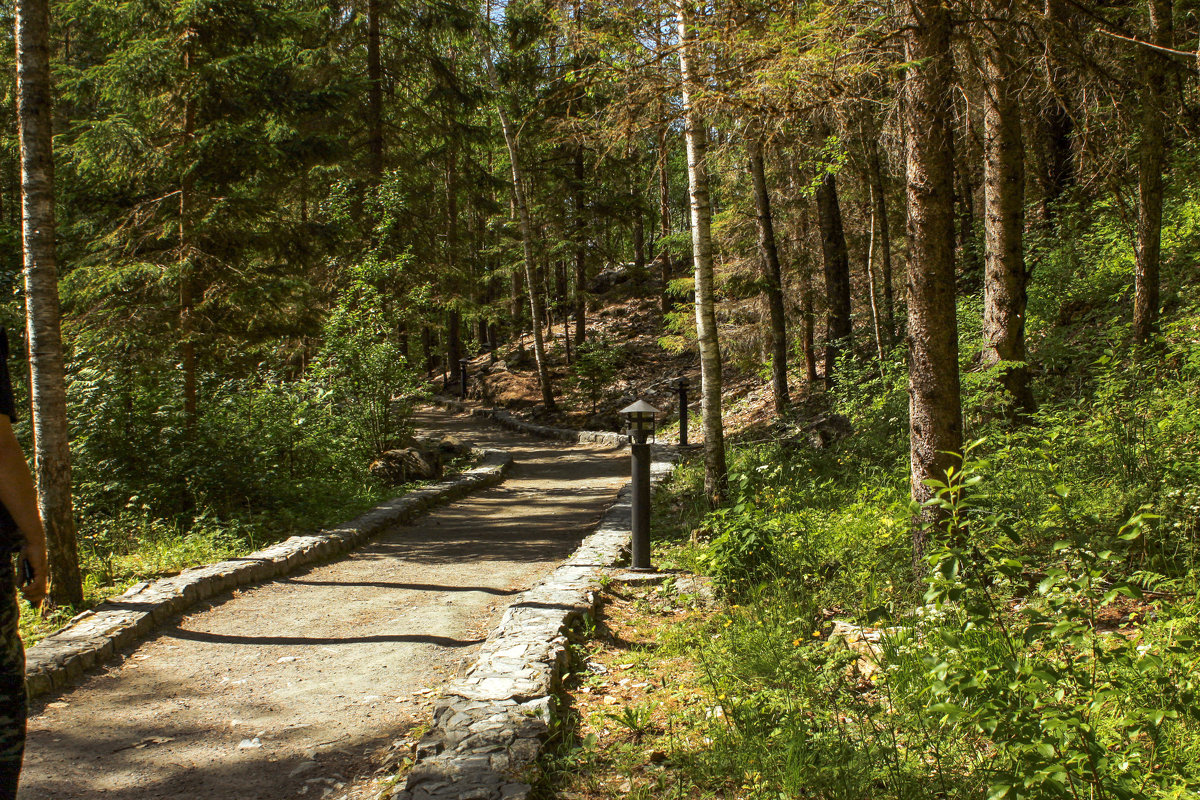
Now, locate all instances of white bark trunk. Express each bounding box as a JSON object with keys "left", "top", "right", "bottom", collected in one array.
[
  {"left": 678, "top": 0, "right": 726, "bottom": 504},
  {"left": 17, "top": 0, "right": 83, "bottom": 606}
]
